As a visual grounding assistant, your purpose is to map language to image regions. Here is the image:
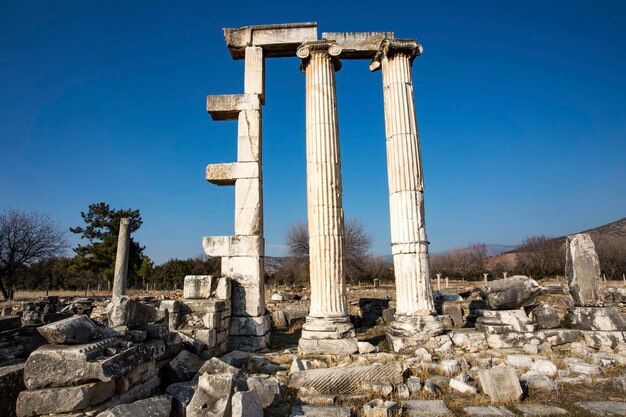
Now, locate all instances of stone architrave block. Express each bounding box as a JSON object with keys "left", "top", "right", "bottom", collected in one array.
[
  {"left": 187, "top": 372, "right": 235, "bottom": 417},
  {"left": 203, "top": 235, "right": 264, "bottom": 257},
  {"left": 16, "top": 380, "right": 116, "bottom": 416},
  {"left": 566, "top": 233, "right": 603, "bottom": 306},
  {"left": 207, "top": 94, "right": 260, "bottom": 121},
  {"left": 244, "top": 46, "right": 265, "bottom": 104},
  {"left": 238, "top": 110, "right": 262, "bottom": 162},
  {"left": 232, "top": 390, "right": 263, "bottom": 417},
  {"left": 206, "top": 162, "right": 260, "bottom": 186},
  {"left": 235, "top": 177, "right": 263, "bottom": 235},
  {"left": 321, "top": 32, "right": 394, "bottom": 59},
  {"left": 224, "top": 23, "right": 318, "bottom": 59},
  {"left": 97, "top": 395, "right": 172, "bottom": 417},
  {"left": 183, "top": 275, "right": 214, "bottom": 299},
  {"left": 37, "top": 314, "right": 101, "bottom": 344},
  {"left": 478, "top": 367, "right": 523, "bottom": 404}
]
